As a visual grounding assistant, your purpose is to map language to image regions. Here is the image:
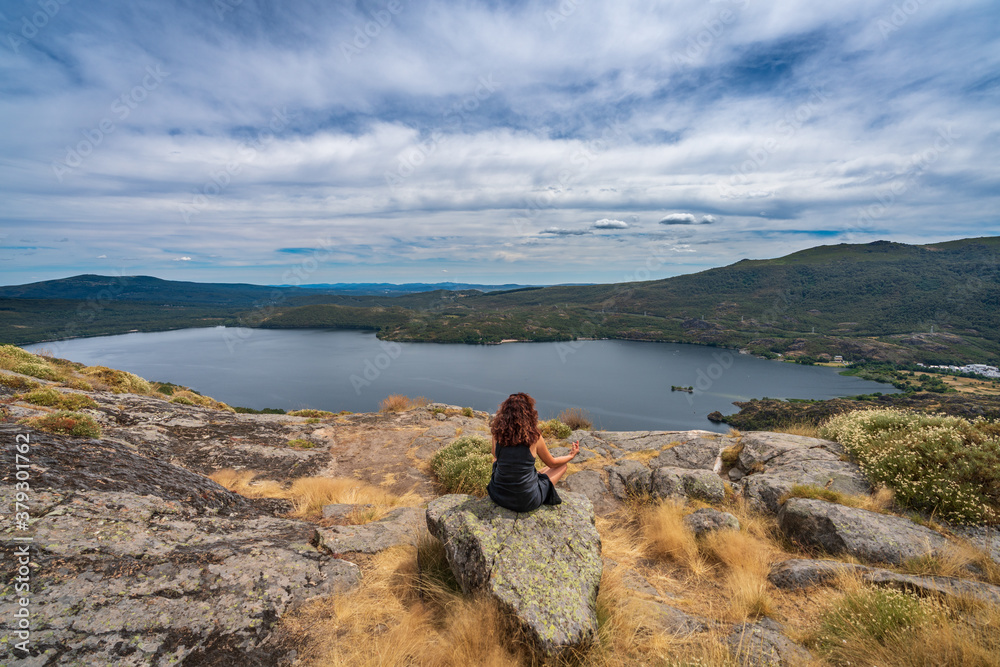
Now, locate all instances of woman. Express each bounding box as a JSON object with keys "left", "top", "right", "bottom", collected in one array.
[{"left": 486, "top": 392, "right": 580, "bottom": 513}]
